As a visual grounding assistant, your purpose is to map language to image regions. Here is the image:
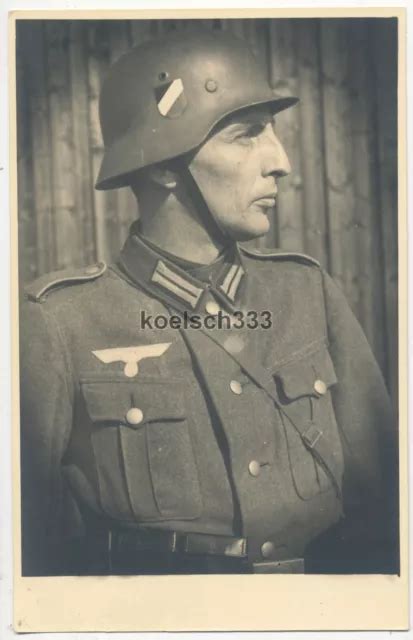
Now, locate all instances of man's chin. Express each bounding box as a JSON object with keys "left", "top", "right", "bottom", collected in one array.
[{"left": 228, "top": 218, "right": 271, "bottom": 242}]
